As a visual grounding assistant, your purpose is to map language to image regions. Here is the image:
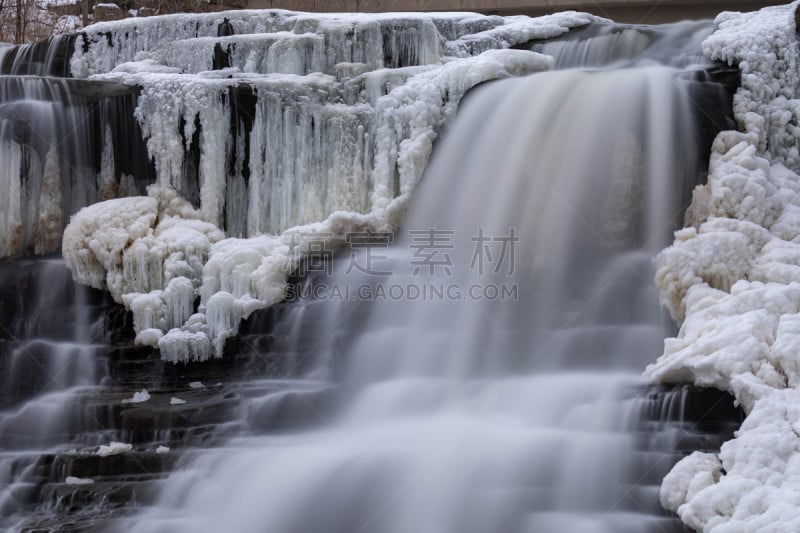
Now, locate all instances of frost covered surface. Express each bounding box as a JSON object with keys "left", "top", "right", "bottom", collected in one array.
[
  {"left": 63, "top": 10, "right": 576, "bottom": 362},
  {"left": 646, "top": 3, "right": 800, "bottom": 530}
]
